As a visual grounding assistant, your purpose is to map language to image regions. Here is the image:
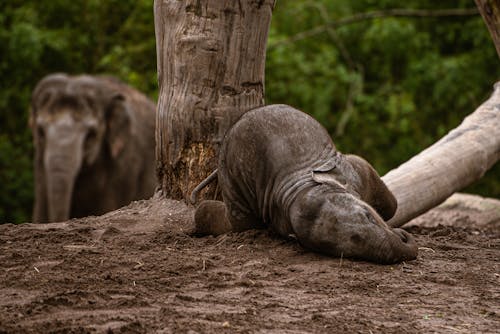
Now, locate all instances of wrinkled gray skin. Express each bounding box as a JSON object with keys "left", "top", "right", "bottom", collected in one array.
[
  {"left": 31, "top": 74, "right": 157, "bottom": 223},
  {"left": 194, "top": 104, "right": 417, "bottom": 264}
]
